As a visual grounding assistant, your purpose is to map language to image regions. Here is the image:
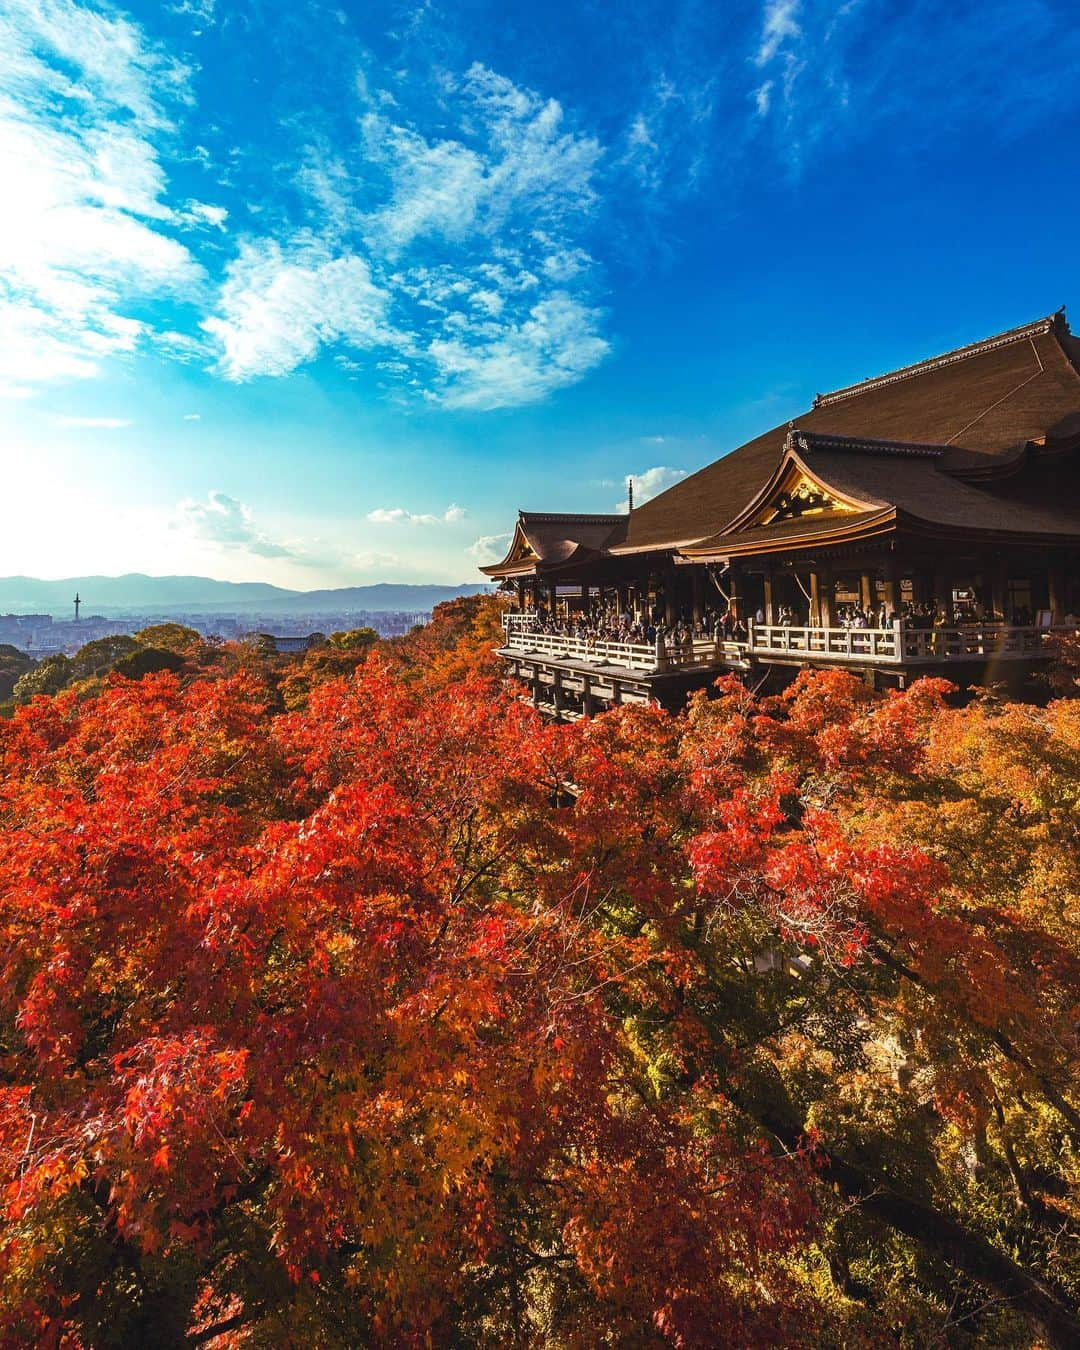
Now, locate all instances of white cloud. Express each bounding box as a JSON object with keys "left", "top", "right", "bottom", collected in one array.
[
  {"left": 619, "top": 71, "right": 716, "bottom": 200},
  {"left": 429, "top": 293, "right": 609, "bottom": 411},
  {"left": 175, "top": 490, "right": 297, "bottom": 559},
  {"left": 470, "top": 289, "right": 504, "bottom": 316},
  {"left": 169, "top": 0, "right": 216, "bottom": 25},
  {"left": 56, "top": 414, "right": 133, "bottom": 428},
  {"left": 361, "top": 62, "right": 601, "bottom": 258},
  {"left": 616, "top": 465, "right": 688, "bottom": 513},
  {"left": 361, "top": 121, "right": 487, "bottom": 257},
  {"left": 204, "top": 237, "right": 395, "bottom": 381},
  {"left": 201, "top": 61, "right": 609, "bottom": 408},
  {"left": 0, "top": 0, "right": 204, "bottom": 396},
  {"left": 183, "top": 412, "right": 201, "bottom": 420},
  {"left": 179, "top": 199, "right": 228, "bottom": 230},
  {"left": 539, "top": 244, "right": 591, "bottom": 282},
  {"left": 755, "top": 0, "right": 802, "bottom": 67},
  {"left": 467, "top": 532, "right": 512, "bottom": 563},
  {"left": 366, "top": 504, "right": 467, "bottom": 526}
]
